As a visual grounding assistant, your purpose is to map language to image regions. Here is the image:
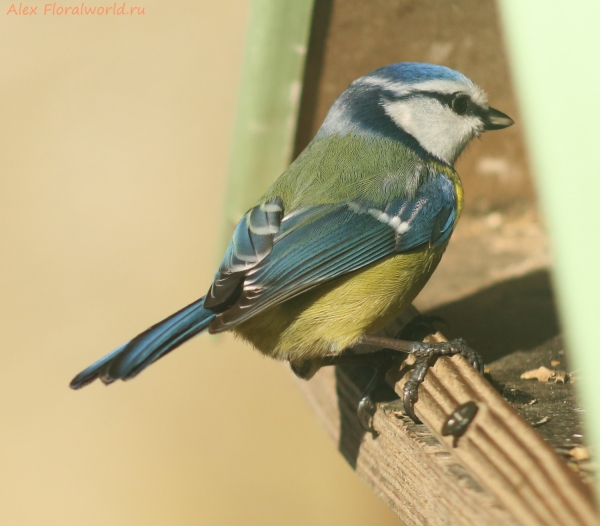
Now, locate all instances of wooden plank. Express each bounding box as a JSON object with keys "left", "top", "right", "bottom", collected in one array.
[
  {"left": 295, "top": 365, "right": 518, "bottom": 526},
  {"left": 393, "top": 334, "right": 597, "bottom": 526},
  {"left": 294, "top": 315, "right": 598, "bottom": 526}
]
